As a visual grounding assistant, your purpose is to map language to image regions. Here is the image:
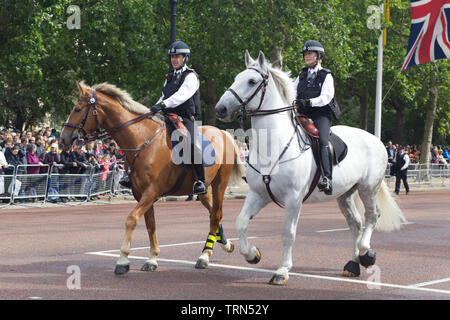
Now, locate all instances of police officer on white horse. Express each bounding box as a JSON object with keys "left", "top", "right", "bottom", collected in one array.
[
  {"left": 150, "top": 41, "right": 206, "bottom": 195},
  {"left": 294, "top": 40, "right": 340, "bottom": 195}
]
